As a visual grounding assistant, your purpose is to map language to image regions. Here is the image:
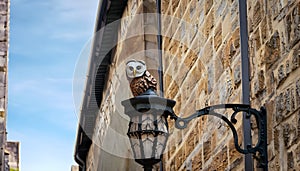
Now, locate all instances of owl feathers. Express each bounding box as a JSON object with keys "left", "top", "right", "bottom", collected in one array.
[{"left": 126, "top": 60, "right": 157, "bottom": 96}]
